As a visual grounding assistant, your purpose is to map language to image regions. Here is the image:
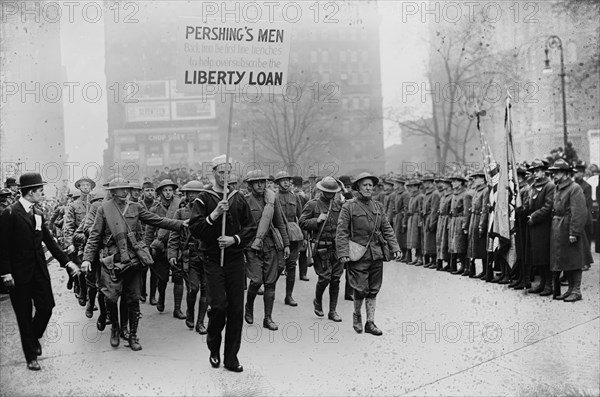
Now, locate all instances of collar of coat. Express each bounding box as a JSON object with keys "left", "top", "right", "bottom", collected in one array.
[
  {"left": 557, "top": 178, "right": 573, "bottom": 191},
  {"left": 533, "top": 176, "right": 550, "bottom": 187},
  {"left": 453, "top": 186, "right": 466, "bottom": 195},
  {"left": 196, "top": 188, "right": 239, "bottom": 202}
]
